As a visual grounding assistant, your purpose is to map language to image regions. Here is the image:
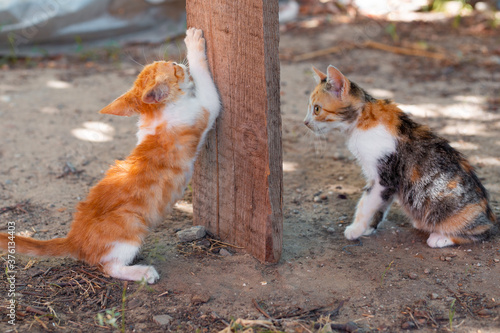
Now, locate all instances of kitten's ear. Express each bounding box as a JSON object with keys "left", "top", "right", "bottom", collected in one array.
[
  {"left": 99, "top": 93, "right": 136, "bottom": 117},
  {"left": 326, "top": 65, "right": 349, "bottom": 99},
  {"left": 312, "top": 66, "right": 327, "bottom": 84},
  {"left": 142, "top": 83, "right": 169, "bottom": 104}
]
